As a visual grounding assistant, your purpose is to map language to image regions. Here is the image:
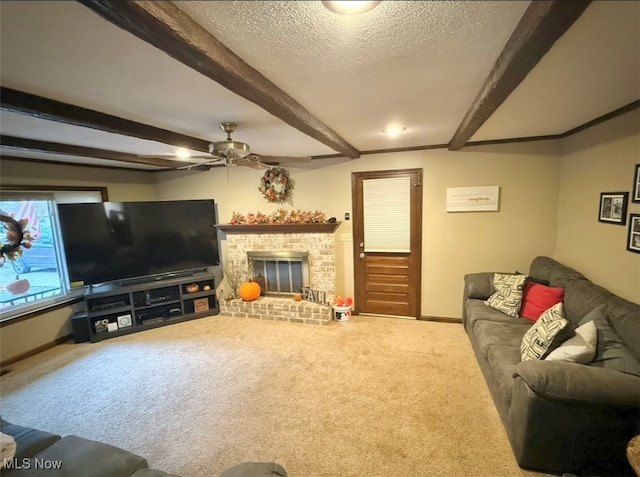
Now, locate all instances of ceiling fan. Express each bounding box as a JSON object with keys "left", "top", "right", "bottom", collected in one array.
[{"left": 171, "top": 122, "right": 312, "bottom": 170}]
